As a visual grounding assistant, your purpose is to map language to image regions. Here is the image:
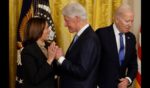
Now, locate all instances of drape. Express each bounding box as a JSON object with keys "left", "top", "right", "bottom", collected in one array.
[{"left": 9, "top": 0, "right": 122, "bottom": 88}]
